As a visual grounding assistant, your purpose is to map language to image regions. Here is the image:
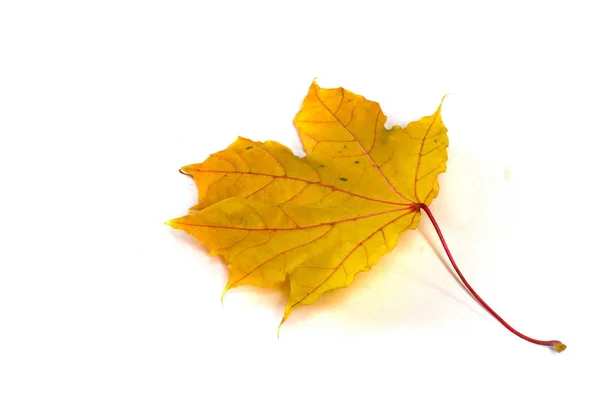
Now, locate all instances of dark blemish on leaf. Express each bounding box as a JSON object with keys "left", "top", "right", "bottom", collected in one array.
[
  {"left": 339, "top": 177, "right": 348, "bottom": 181},
  {"left": 344, "top": 145, "right": 347, "bottom": 148},
  {"left": 354, "top": 161, "right": 360, "bottom": 164},
  {"left": 246, "top": 146, "right": 253, "bottom": 150},
  {"left": 319, "top": 164, "right": 324, "bottom": 168},
  {"left": 433, "top": 140, "right": 437, "bottom": 143}
]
